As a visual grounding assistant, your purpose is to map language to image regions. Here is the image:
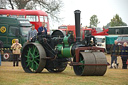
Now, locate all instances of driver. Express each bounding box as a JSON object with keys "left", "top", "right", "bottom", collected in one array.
[
  {"left": 38, "top": 22, "right": 47, "bottom": 35},
  {"left": 85, "top": 31, "right": 96, "bottom": 46}
]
